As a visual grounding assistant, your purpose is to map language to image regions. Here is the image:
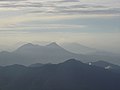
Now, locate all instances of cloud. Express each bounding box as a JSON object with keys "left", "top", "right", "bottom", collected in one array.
[
  {"left": 57, "top": 8, "right": 120, "bottom": 15},
  {"left": 0, "top": 0, "right": 119, "bottom": 15},
  {"left": 60, "top": 0, "right": 80, "bottom": 2},
  {"left": 0, "top": 23, "right": 86, "bottom": 33},
  {"left": 0, "top": 0, "right": 119, "bottom": 30},
  {"left": 0, "top": 0, "right": 25, "bottom": 1},
  {"left": 0, "top": 12, "right": 119, "bottom": 29}
]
